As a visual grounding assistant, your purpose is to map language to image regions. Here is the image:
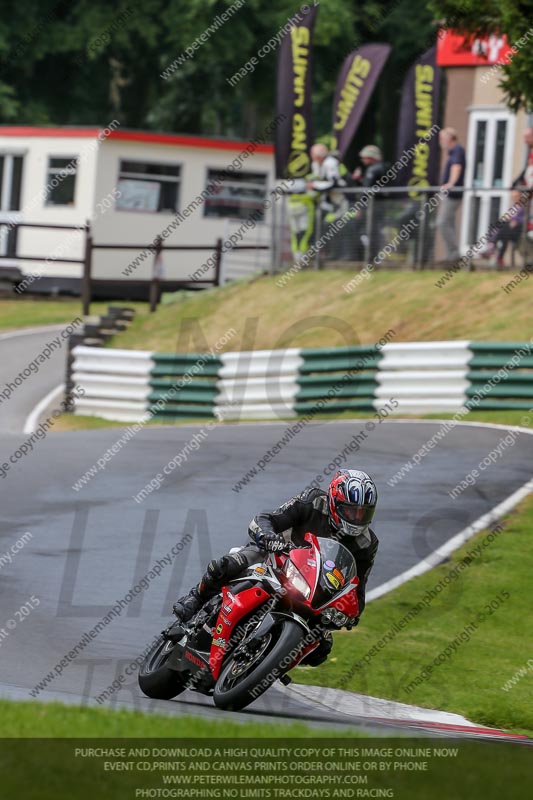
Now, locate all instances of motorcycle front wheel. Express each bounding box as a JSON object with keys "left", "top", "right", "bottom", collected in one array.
[
  {"left": 138, "top": 634, "right": 187, "bottom": 700},
  {"left": 213, "top": 618, "right": 304, "bottom": 711}
]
